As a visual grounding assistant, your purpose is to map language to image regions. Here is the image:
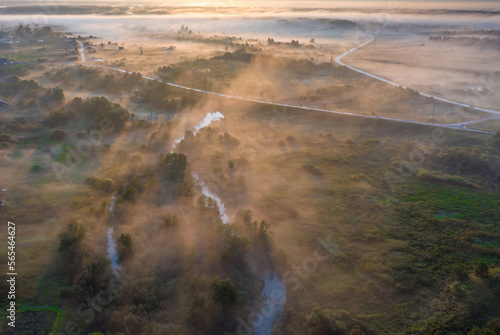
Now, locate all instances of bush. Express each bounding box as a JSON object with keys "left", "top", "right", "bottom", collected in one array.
[
  {"left": 117, "top": 233, "right": 133, "bottom": 261},
  {"left": 45, "top": 86, "right": 65, "bottom": 103},
  {"left": 306, "top": 307, "right": 345, "bottom": 335},
  {"left": 474, "top": 261, "right": 489, "bottom": 278},
  {"left": 451, "top": 263, "right": 469, "bottom": 282},
  {"left": 85, "top": 176, "right": 114, "bottom": 193},
  {"left": 416, "top": 169, "right": 476, "bottom": 188},
  {"left": 163, "top": 214, "right": 180, "bottom": 228},
  {"left": 59, "top": 220, "right": 87, "bottom": 250},
  {"left": 30, "top": 164, "right": 43, "bottom": 172},
  {"left": 122, "top": 185, "right": 138, "bottom": 201},
  {"left": 82, "top": 96, "right": 130, "bottom": 131},
  {"left": 49, "top": 129, "right": 66, "bottom": 141},
  {"left": 101, "top": 178, "right": 114, "bottom": 193},
  {"left": 210, "top": 277, "right": 238, "bottom": 306},
  {"left": 158, "top": 153, "right": 188, "bottom": 182},
  {"left": 47, "top": 108, "right": 75, "bottom": 125},
  {"left": 0, "top": 134, "right": 14, "bottom": 143}
]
